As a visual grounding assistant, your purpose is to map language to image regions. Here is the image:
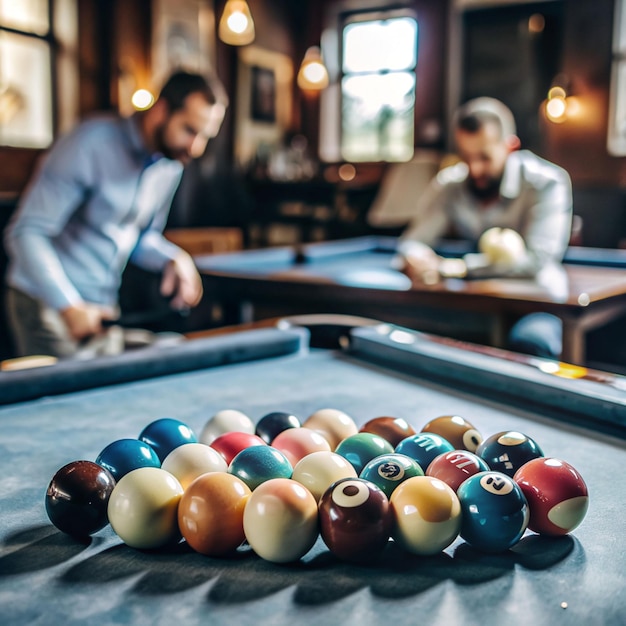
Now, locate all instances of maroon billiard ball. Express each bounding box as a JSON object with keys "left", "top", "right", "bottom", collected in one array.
[
  {"left": 318, "top": 477, "right": 392, "bottom": 563},
  {"left": 45, "top": 460, "right": 116, "bottom": 537},
  {"left": 513, "top": 457, "right": 589, "bottom": 536},
  {"left": 426, "top": 450, "right": 490, "bottom": 492},
  {"left": 359, "top": 416, "right": 417, "bottom": 447},
  {"left": 476, "top": 430, "right": 543, "bottom": 476},
  {"left": 210, "top": 431, "right": 267, "bottom": 464}
]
